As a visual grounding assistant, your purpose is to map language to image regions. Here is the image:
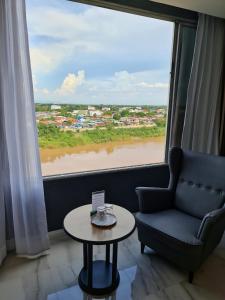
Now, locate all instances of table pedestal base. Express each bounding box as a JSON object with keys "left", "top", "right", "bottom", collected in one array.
[{"left": 78, "top": 260, "right": 120, "bottom": 295}]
